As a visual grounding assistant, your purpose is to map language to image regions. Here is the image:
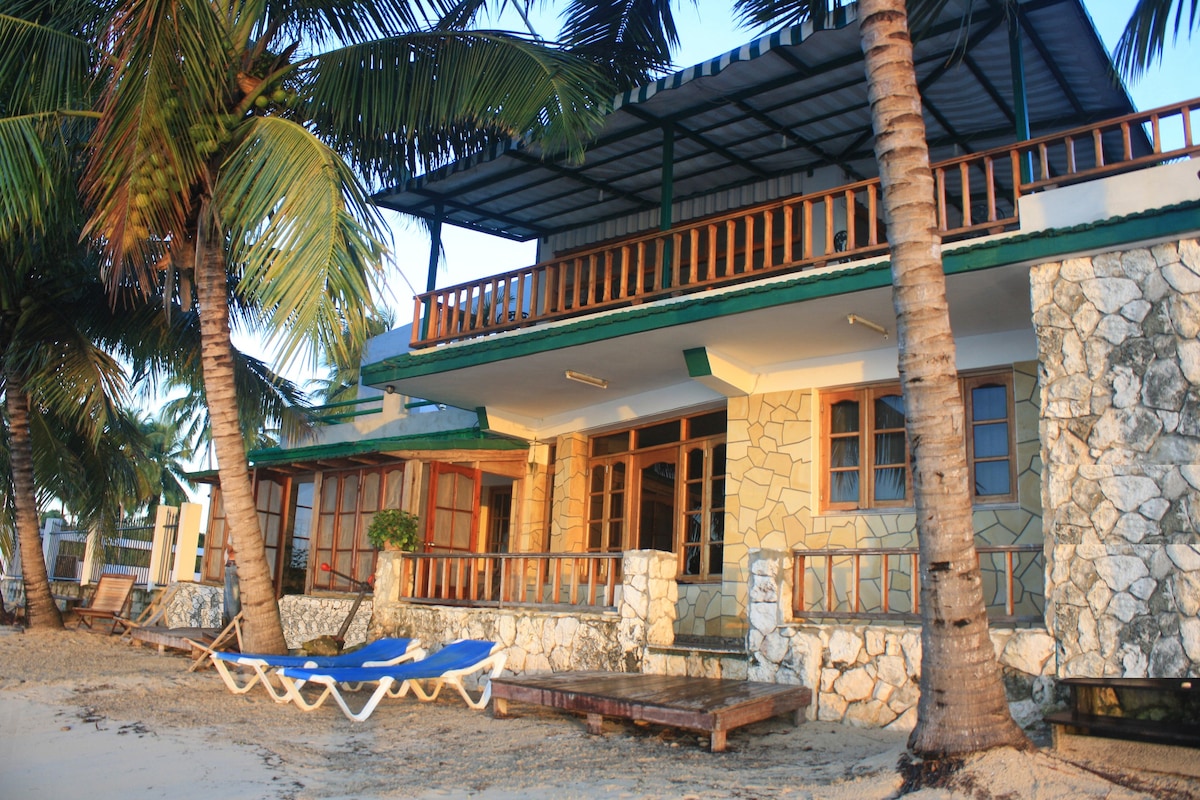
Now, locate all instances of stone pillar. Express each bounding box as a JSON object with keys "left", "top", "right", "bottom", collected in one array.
[
  {"left": 548, "top": 432, "right": 588, "bottom": 552},
  {"left": 171, "top": 503, "right": 203, "bottom": 583},
  {"left": 618, "top": 550, "right": 678, "bottom": 671},
  {"left": 1033, "top": 239, "right": 1200, "bottom": 677}
]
